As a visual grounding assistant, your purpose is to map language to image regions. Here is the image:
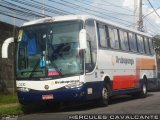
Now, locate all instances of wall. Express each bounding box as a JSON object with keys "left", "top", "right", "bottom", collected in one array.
[{"left": 0, "top": 21, "right": 18, "bottom": 94}]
